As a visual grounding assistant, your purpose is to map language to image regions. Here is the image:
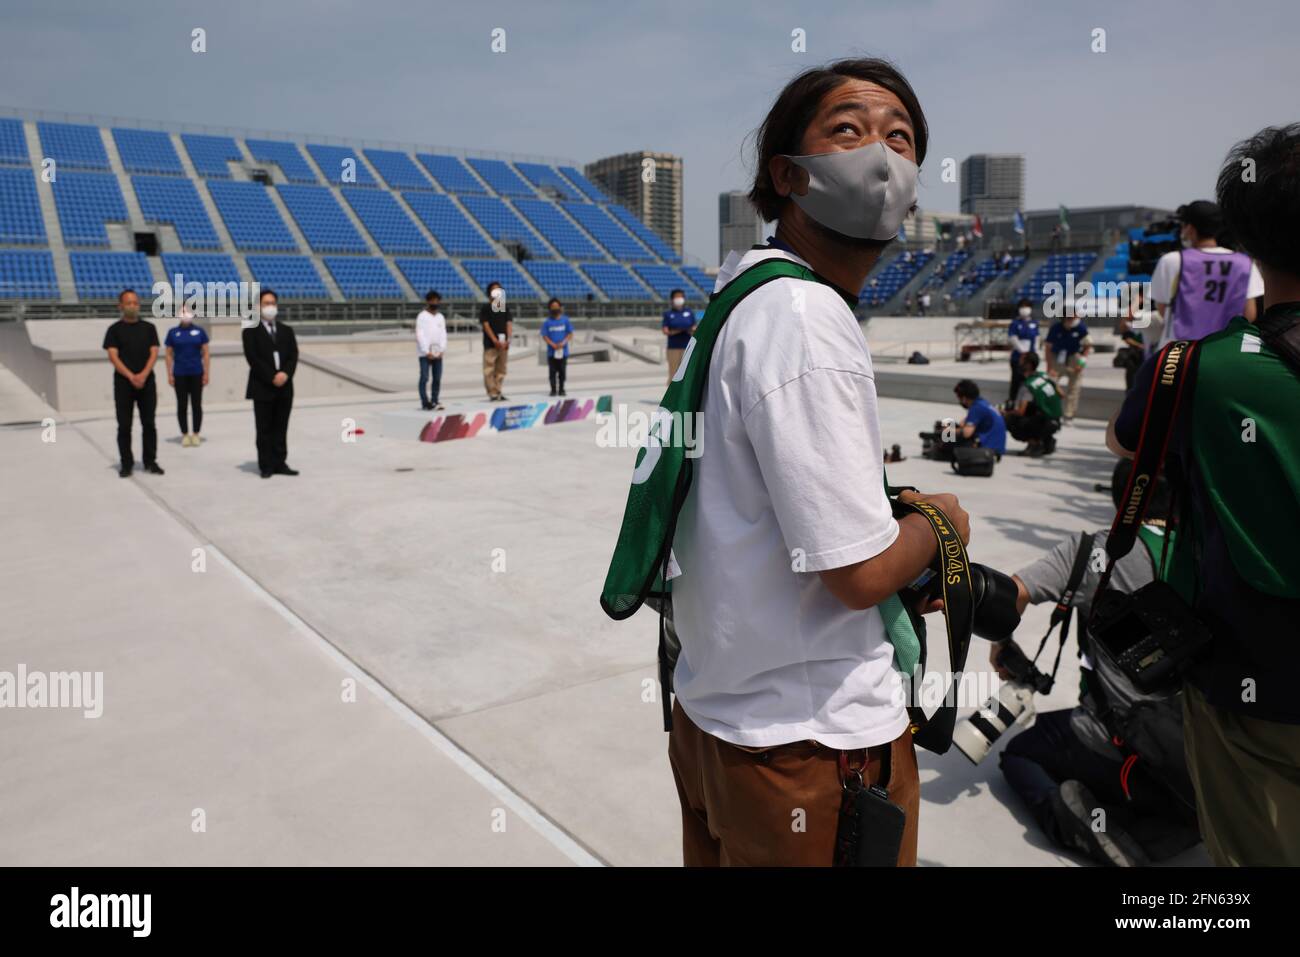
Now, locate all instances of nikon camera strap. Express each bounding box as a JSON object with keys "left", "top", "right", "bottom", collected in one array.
[
  {"left": 1095, "top": 339, "right": 1199, "bottom": 601},
  {"left": 889, "top": 496, "right": 976, "bottom": 755}
]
